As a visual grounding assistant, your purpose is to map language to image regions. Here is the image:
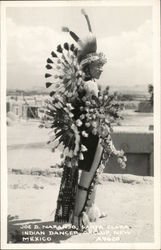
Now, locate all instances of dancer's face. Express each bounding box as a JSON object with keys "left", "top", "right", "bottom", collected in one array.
[{"left": 89, "top": 64, "right": 103, "bottom": 79}]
